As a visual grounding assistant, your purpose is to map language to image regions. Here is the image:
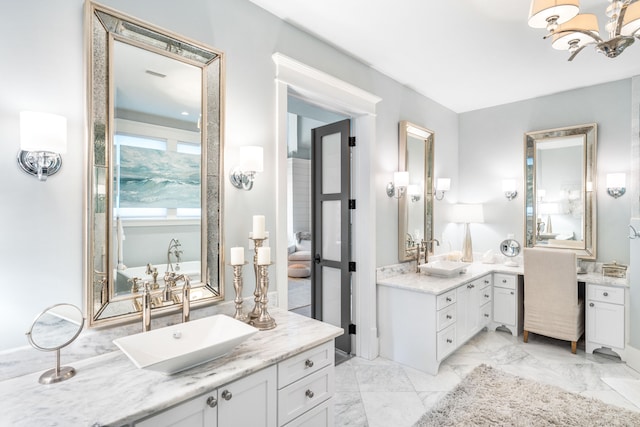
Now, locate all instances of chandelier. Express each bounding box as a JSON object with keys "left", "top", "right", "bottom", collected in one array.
[{"left": 528, "top": 0, "right": 640, "bottom": 60}]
